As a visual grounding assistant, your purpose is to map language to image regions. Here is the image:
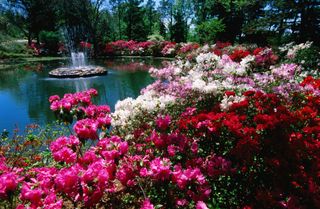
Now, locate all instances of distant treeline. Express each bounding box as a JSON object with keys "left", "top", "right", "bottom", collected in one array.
[{"left": 0, "top": 0, "right": 319, "bottom": 54}]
